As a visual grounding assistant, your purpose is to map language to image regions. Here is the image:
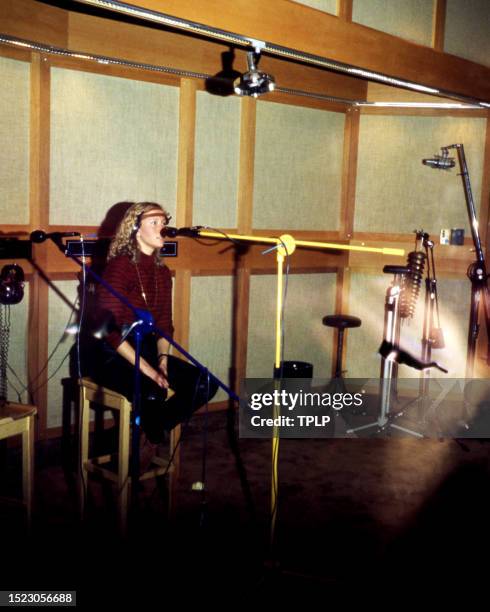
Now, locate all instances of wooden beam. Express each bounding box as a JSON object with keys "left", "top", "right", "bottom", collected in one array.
[
  {"left": 339, "top": 106, "right": 360, "bottom": 239},
  {"left": 45, "top": 53, "right": 181, "bottom": 87},
  {"left": 432, "top": 0, "right": 447, "bottom": 52},
  {"left": 361, "top": 107, "right": 487, "bottom": 118},
  {"left": 266, "top": 91, "right": 349, "bottom": 113},
  {"left": 337, "top": 0, "right": 353, "bottom": 22},
  {"left": 176, "top": 78, "right": 197, "bottom": 227},
  {"left": 237, "top": 97, "right": 256, "bottom": 234},
  {"left": 65, "top": 8, "right": 366, "bottom": 100},
  {"left": 0, "top": 0, "right": 68, "bottom": 48},
  {"left": 28, "top": 53, "right": 51, "bottom": 438},
  {"left": 126, "top": 0, "right": 490, "bottom": 101},
  {"left": 231, "top": 267, "right": 251, "bottom": 389}
]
